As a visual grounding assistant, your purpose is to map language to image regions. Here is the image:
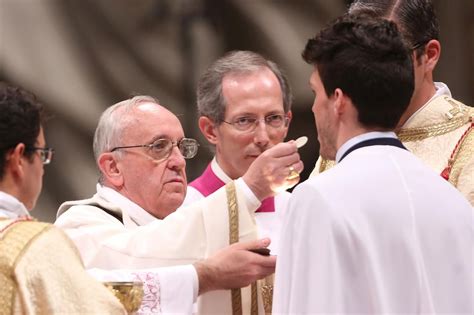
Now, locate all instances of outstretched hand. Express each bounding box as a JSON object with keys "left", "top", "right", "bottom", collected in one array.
[{"left": 194, "top": 238, "right": 276, "bottom": 295}]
